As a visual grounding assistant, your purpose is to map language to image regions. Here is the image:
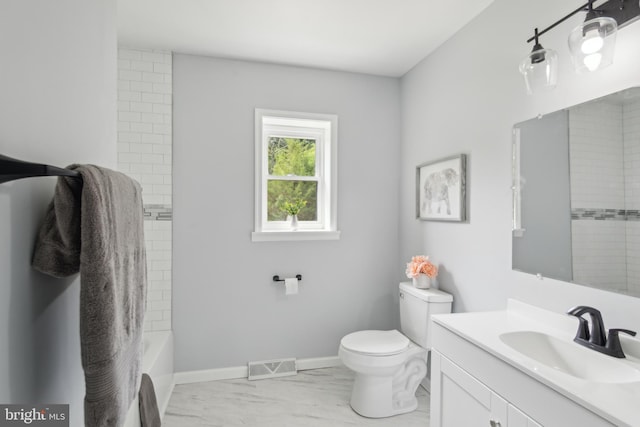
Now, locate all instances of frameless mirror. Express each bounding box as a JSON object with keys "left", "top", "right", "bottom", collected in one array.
[{"left": 512, "top": 87, "right": 640, "bottom": 297}]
